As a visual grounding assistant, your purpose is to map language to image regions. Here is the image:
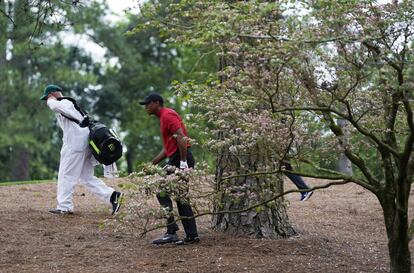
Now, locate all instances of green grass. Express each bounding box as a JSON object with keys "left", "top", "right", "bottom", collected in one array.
[{"left": 0, "top": 180, "right": 55, "bottom": 186}]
